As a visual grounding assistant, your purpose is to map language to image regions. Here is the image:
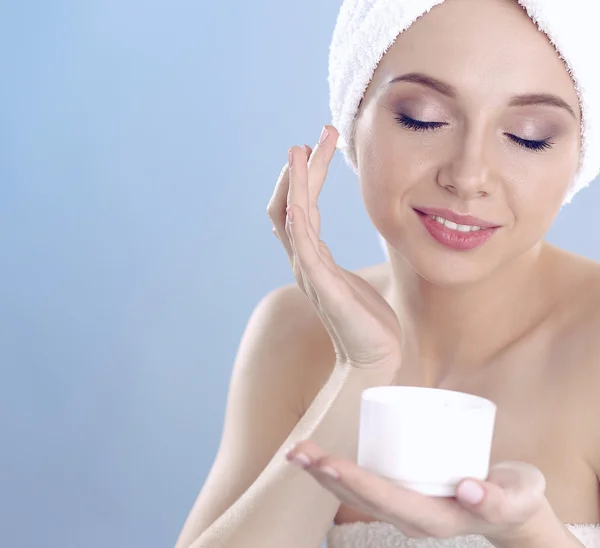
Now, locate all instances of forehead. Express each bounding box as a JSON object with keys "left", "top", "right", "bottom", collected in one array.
[{"left": 368, "top": 0, "right": 578, "bottom": 108}]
